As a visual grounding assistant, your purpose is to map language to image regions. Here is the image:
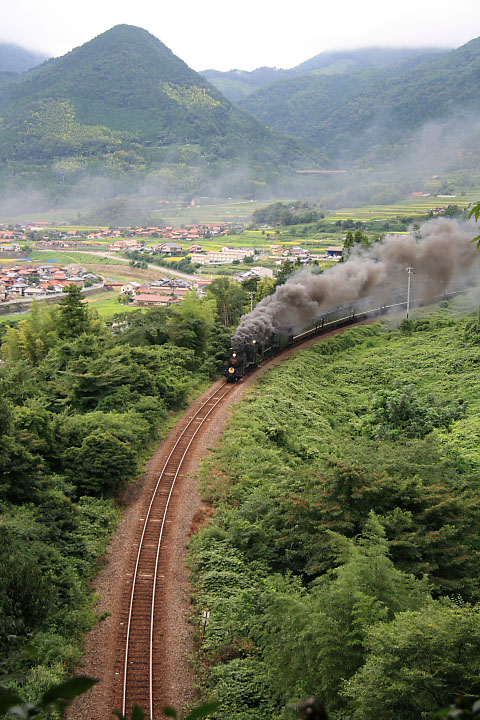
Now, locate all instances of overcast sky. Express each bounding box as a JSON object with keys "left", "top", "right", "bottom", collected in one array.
[{"left": 1, "top": 0, "right": 479, "bottom": 71}]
